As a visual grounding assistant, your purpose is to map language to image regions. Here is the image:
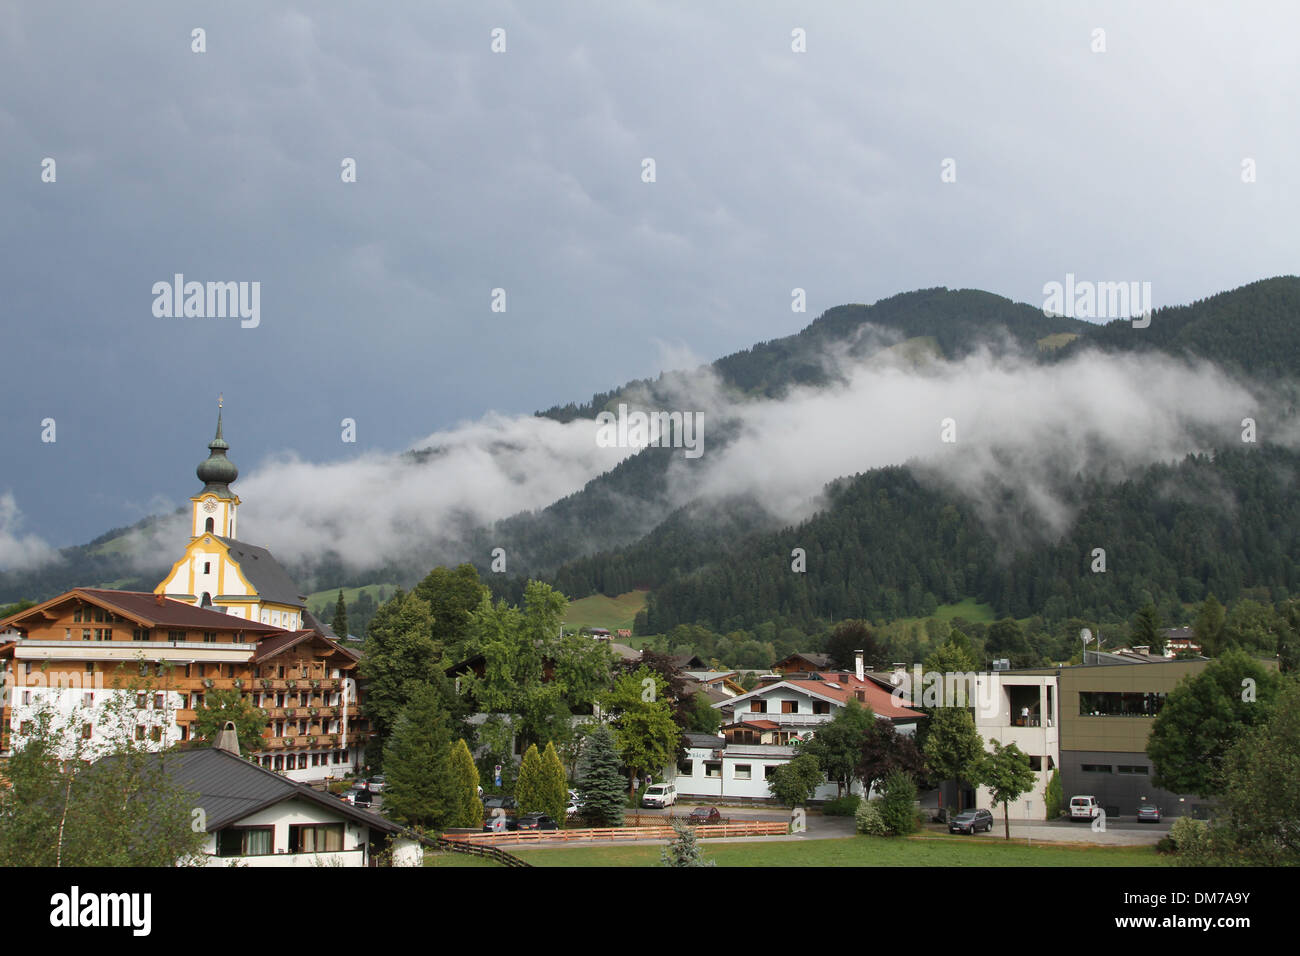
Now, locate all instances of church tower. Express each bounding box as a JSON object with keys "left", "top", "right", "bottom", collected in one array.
[{"left": 191, "top": 397, "right": 240, "bottom": 539}]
